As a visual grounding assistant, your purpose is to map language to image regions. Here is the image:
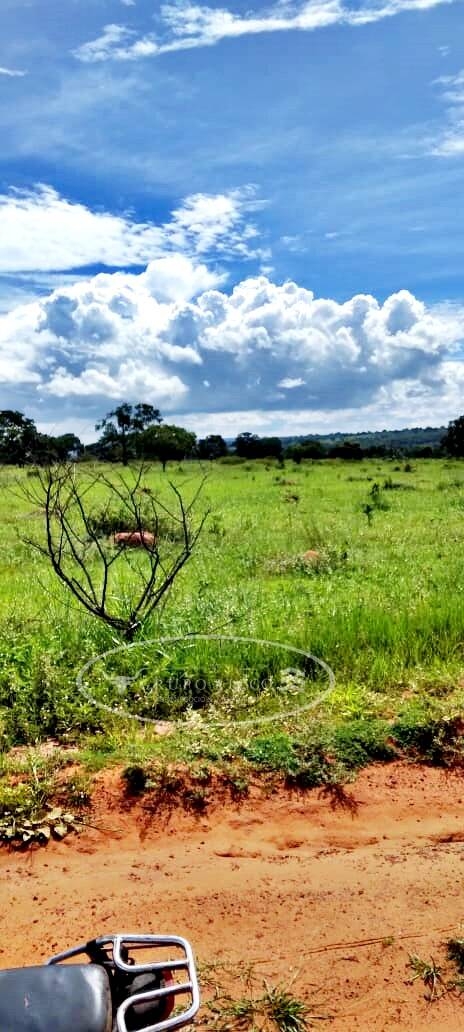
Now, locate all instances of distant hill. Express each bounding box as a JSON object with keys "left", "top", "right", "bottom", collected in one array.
[
  {"left": 225, "top": 426, "right": 447, "bottom": 454},
  {"left": 278, "top": 426, "right": 446, "bottom": 451}
]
